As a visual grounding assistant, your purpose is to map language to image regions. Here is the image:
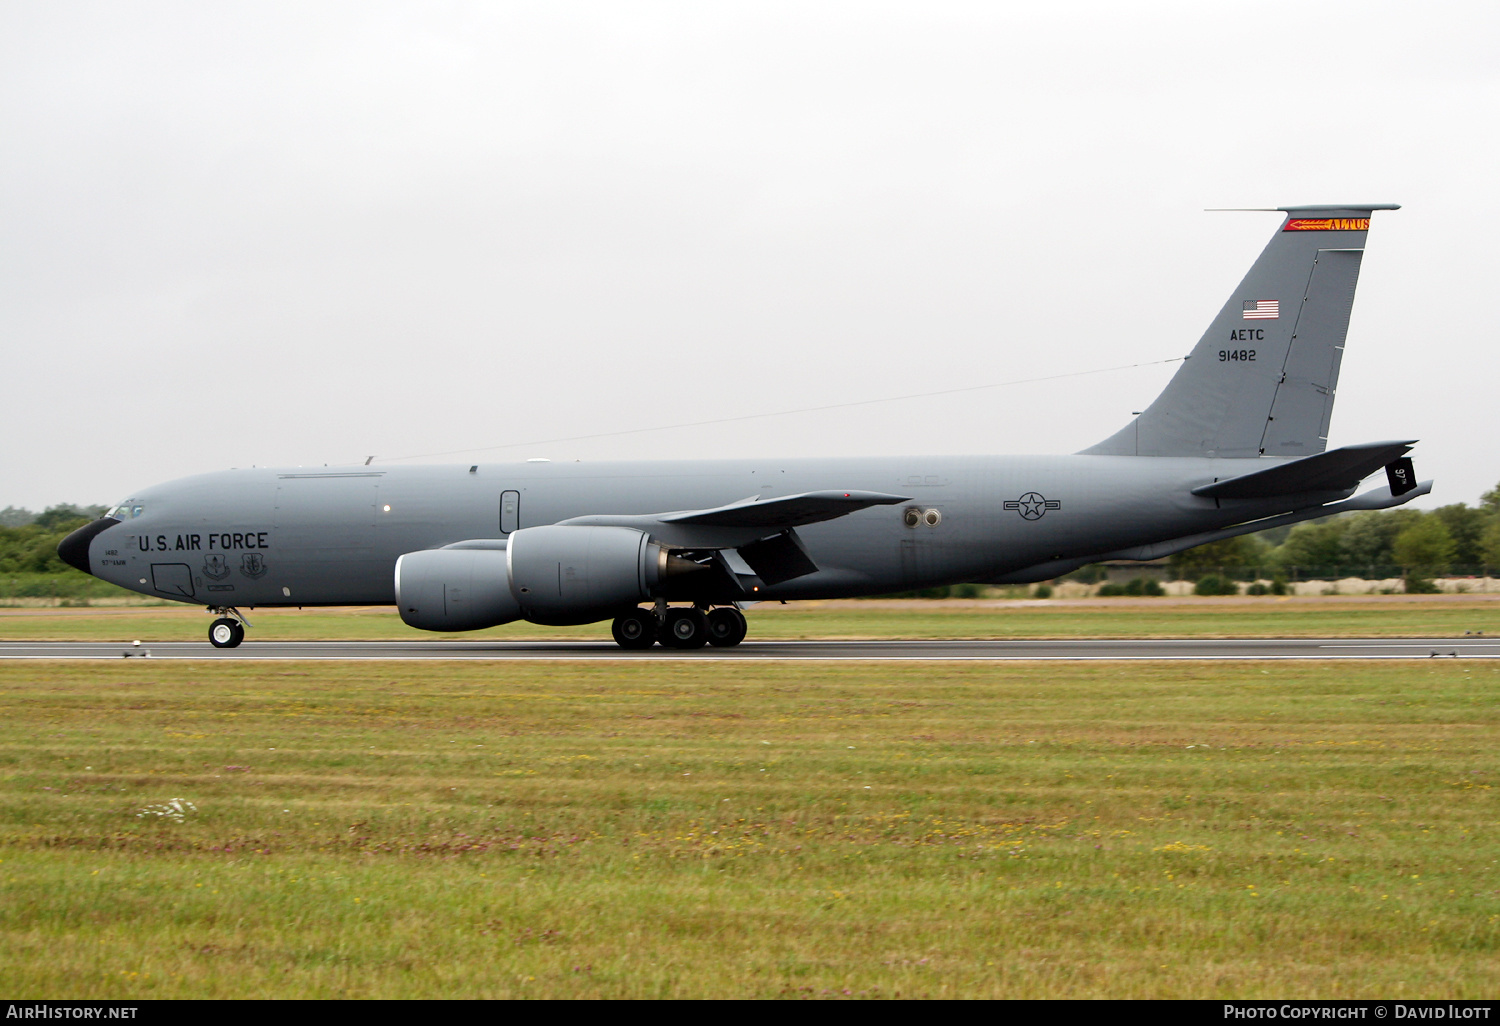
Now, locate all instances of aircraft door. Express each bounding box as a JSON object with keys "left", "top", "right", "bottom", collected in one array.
[
  {"left": 150, "top": 563, "right": 195, "bottom": 599},
  {"left": 500, "top": 491, "right": 520, "bottom": 534},
  {"left": 900, "top": 537, "right": 938, "bottom": 588}
]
